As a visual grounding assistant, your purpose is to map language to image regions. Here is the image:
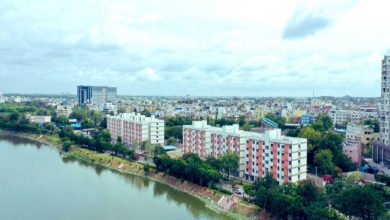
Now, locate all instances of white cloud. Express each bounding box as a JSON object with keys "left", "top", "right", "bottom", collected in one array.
[{"left": 0, "top": 0, "right": 388, "bottom": 96}]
